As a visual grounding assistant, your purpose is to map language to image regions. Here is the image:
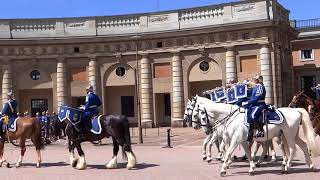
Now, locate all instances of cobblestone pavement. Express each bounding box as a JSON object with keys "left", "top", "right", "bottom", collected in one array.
[{"left": 0, "top": 127, "right": 320, "bottom": 180}]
